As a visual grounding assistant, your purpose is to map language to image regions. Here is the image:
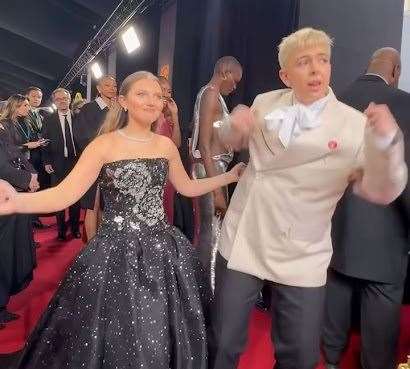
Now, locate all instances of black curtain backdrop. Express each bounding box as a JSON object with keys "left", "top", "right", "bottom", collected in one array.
[
  {"left": 172, "top": 0, "right": 300, "bottom": 239},
  {"left": 173, "top": 0, "right": 299, "bottom": 142},
  {"left": 173, "top": 0, "right": 299, "bottom": 137},
  {"left": 219, "top": 0, "right": 300, "bottom": 108},
  {"left": 298, "top": 0, "right": 404, "bottom": 94}
]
